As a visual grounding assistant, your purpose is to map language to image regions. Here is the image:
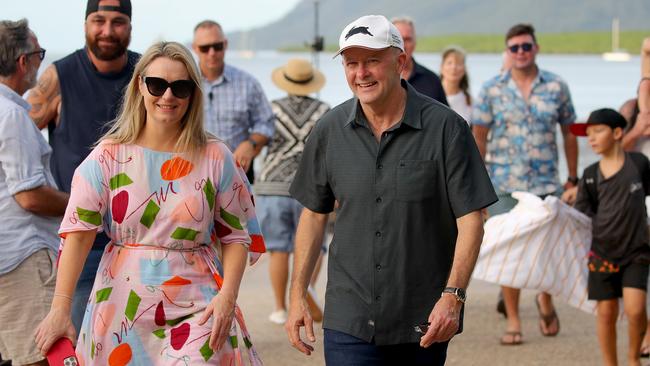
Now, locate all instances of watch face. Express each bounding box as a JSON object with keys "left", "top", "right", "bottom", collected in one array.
[
  {"left": 444, "top": 287, "right": 466, "bottom": 302},
  {"left": 457, "top": 288, "right": 466, "bottom": 301}
]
